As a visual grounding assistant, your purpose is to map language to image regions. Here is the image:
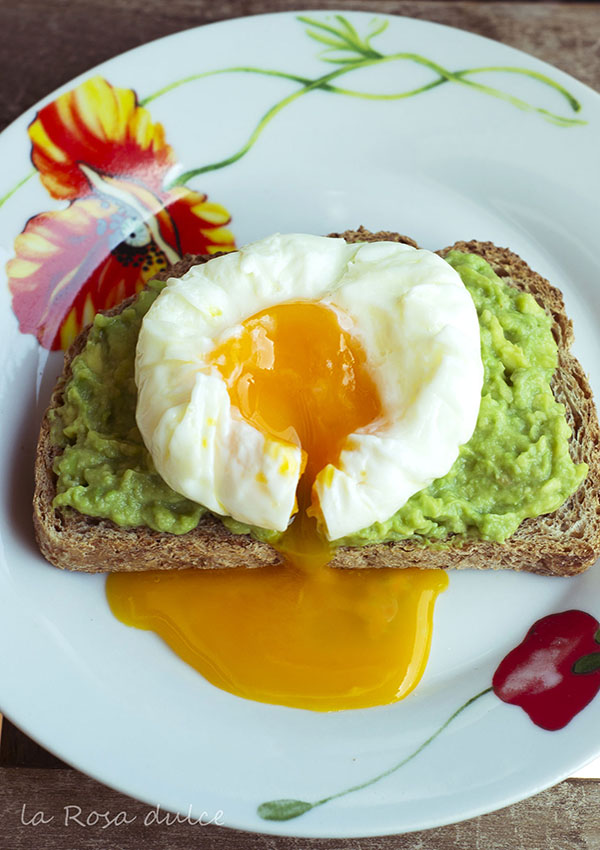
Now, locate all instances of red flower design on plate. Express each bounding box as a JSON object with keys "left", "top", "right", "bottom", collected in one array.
[
  {"left": 493, "top": 610, "right": 600, "bottom": 731},
  {"left": 7, "top": 76, "right": 235, "bottom": 350}
]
